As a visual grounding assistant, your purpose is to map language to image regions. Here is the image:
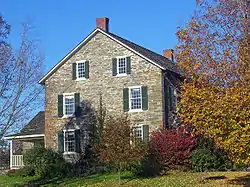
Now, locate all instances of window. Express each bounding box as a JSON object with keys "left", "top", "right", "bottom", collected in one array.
[
  {"left": 133, "top": 124, "right": 149, "bottom": 143},
  {"left": 123, "top": 86, "right": 148, "bottom": 112},
  {"left": 117, "top": 57, "right": 127, "bottom": 74},
  {"left": 169, "top": 87, "right": 177, "bottom": 111},
  {"left": 63, "top": 94, "right": 75, "bottom": 116},
  {"left": 77, "top": 61, "right": 85, "bottom": 79},
  {"left": 112, "top": 56, "right": 131, "bottom": 76},
  {"left": 129, "top": 87, "right": 142, "bottom": 111},
  {"left": 64, "top": 131, "right": 75, "bottom": 152},
  {"left": 134, "top": 124, "right": 143, "bottom": 140}
]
